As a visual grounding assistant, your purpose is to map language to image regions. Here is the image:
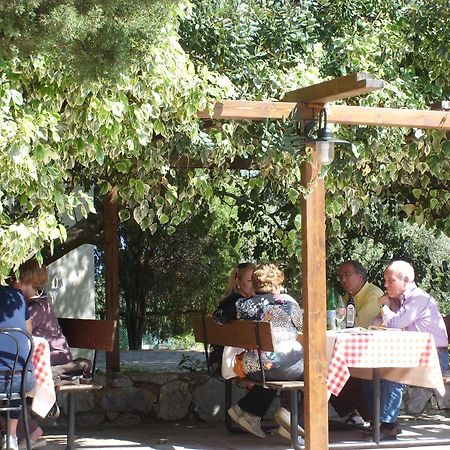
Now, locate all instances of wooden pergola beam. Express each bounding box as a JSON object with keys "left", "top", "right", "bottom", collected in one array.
[
  {"left": 328, "top": 105, "right": 450, "bottom": 130},
  {"left": 283, "top": 72, "right": 384, "bottom": 103},
  {"left": 197, "top": 99, "right": 299, "bottom": 120},
  {"left": 198, "top": 100, "right": 450, "bottom": 130}
]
